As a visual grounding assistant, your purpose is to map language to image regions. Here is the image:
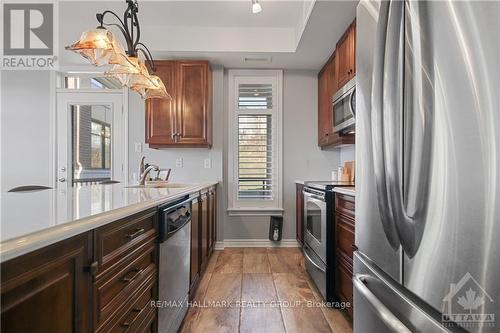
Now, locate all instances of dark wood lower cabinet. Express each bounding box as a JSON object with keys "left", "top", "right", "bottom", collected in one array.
[
  {"left": 0, "top": 186, "right": 218, "bottom": 332},
  {"left": 334, "top": 193, "right": 355, "bottom": 317},
  {"left": 207, "top": 187, "right": 216, "bottom": 255},
  {"left": 189, "top": 186, "right": 217, "bottom": 298},
  {"left": 0, "top": 232, "right": 93, "bottom": 333},
  {"left": 296, "top": 183, "right": 305, "bottom": 245},
  {"left": 190, "top": 196, "right": 201, "bottom": 294}
]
